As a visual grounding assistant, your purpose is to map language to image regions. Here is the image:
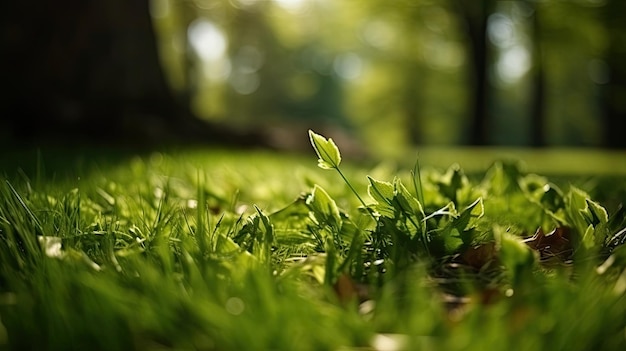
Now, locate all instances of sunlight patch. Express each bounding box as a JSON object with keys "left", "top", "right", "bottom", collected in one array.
[{"left": 38, "top": 236, "right": 64, "bottom": 258}]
